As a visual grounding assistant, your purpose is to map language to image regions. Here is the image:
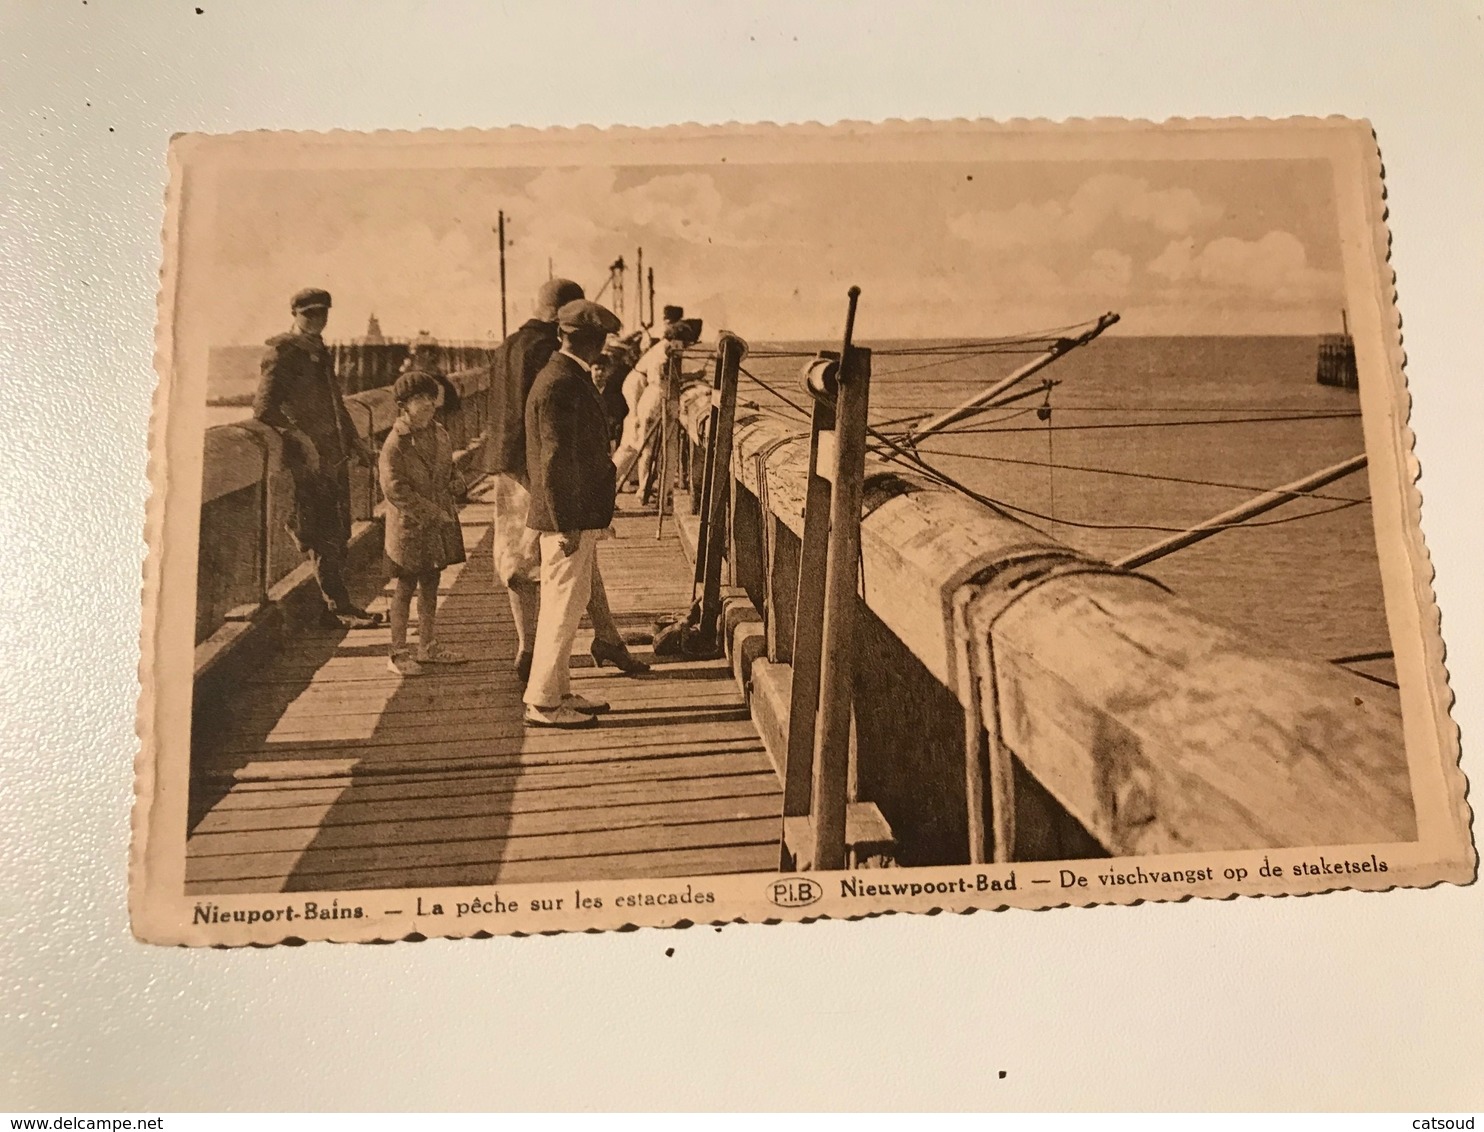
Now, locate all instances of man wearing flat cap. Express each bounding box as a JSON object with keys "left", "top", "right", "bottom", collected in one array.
[
  {"left": 522, "top": 298, "right": 628, "bottom": 728},
  {"left": 488, "top": 278, "right": 647, "bottom": 684},
  {"left": 253, "top": 287, "right": 383, "bottom": 629}
]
